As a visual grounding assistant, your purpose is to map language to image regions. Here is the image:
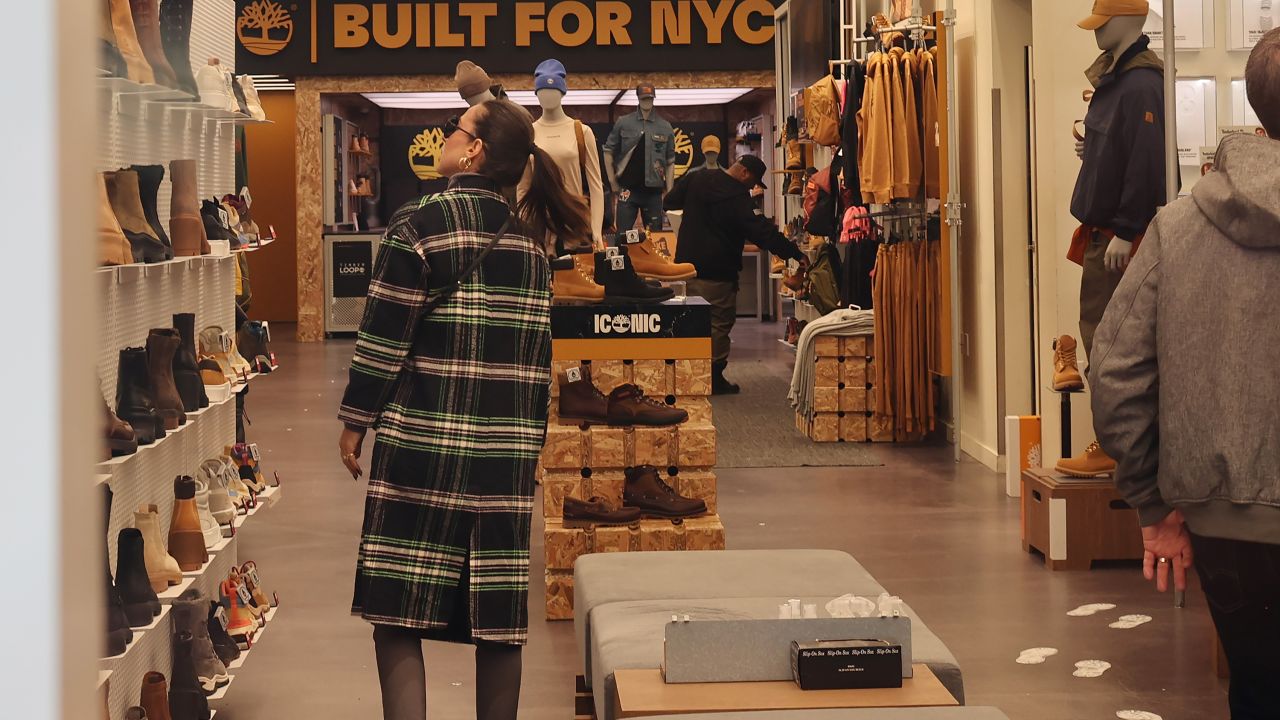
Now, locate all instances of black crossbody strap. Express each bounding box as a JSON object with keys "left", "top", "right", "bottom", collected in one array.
[{"left": 423, "top": 213, "right": 515, "bottom": 314}]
